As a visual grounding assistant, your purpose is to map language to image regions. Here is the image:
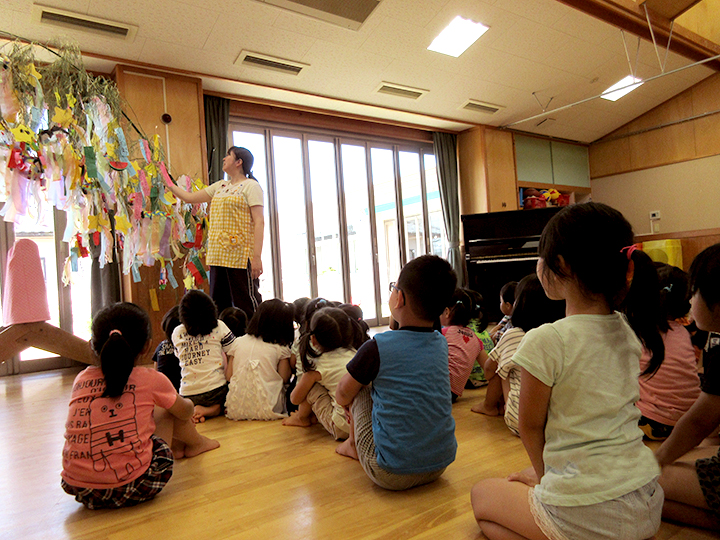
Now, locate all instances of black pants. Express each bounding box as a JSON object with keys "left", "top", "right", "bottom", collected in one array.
[{"left": 209, "top": 263, "right": 261, "bottom": 319}]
